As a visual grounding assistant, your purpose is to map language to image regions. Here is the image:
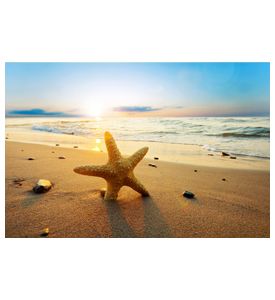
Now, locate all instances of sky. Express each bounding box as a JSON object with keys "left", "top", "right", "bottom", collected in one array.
[{"left": 5, "top": 62, "right": 270, "bottom": 117}]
